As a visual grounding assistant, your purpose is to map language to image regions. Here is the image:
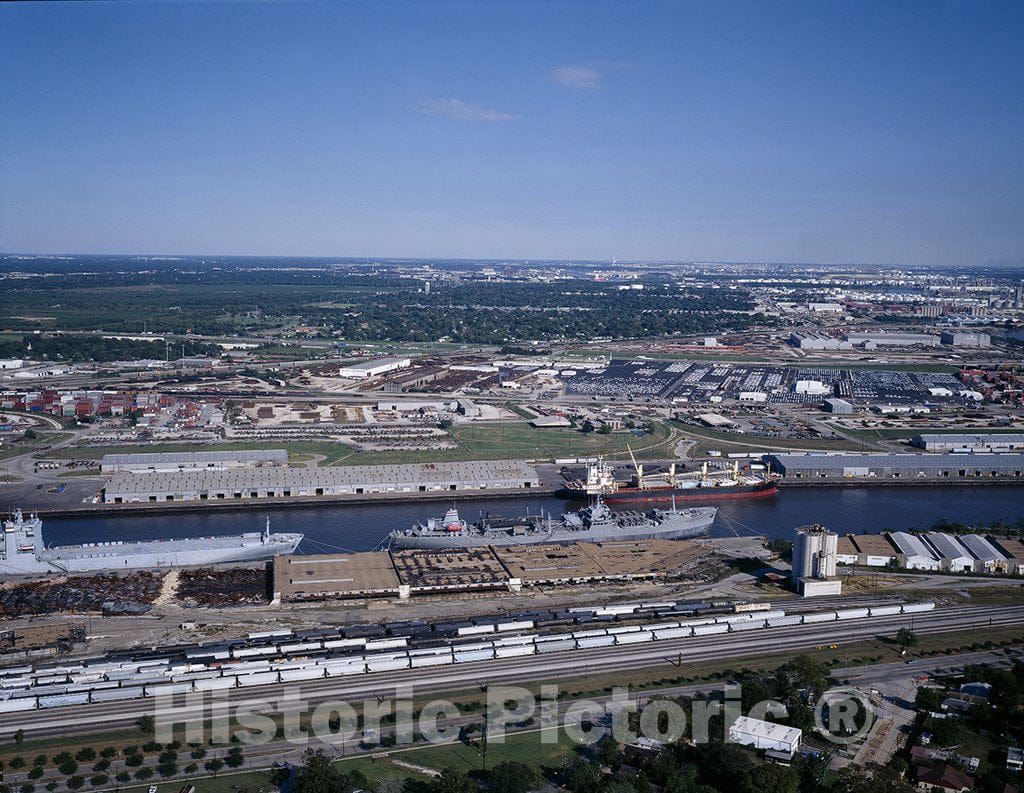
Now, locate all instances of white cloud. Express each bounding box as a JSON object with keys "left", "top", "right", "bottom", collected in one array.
[
  {"left": 550, "top": 65, "right": 601, "bottom": 89},
  {"left": 413, "top": 97, "right": 518, "bottom": 123}
]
